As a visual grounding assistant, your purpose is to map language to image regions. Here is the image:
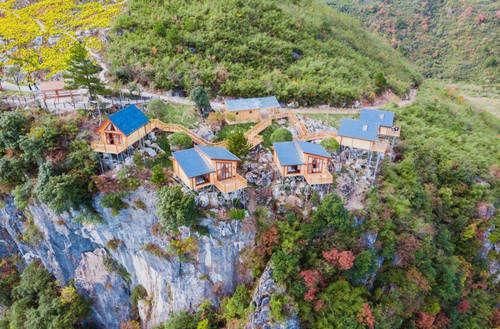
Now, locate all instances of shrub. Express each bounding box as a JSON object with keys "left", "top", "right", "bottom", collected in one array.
[
  {"left": 228, "top": 208, "right": 246, "bottom": 221},
  {"left": 12, "top": 180, "right": 32, "bottom": 210},
  {"left": 320, "top": 137, "right": 340, "bottom": 153},
  {"left": 101, "top": 192, "right": 128, "bottom": 216},
  {"left": 157, "top": 134, "right": 171, "bottom": 154},
  {"left": 221, "top": 284, "right": 251, "bottom": 321},
  {"left": 131, "top": 285, "right": 148, "bottom": 304},
  {"left": 74, "top": 207, "right": 104, "bottom": 225},
  {"left": 169, "top": 236, "right": 198, "bottom": 261},
  {"left": 107, "top": 238, "right": 123, "bottom": 251},
  {"left": 103, "top": 255, "right": 131, "bottom": 283},
  {"left": 270, "top": 293, "right": 287, "bottom": 322},
  {"left": 169, "top": 132, "right": 193, "bottom": 150},
  {"left": 190, "top": 86, "right": 212, "bottom": 117},
  {"left": 22, "top": 216, "right": 43, "bottom": 245},
  {"left": 143, "top": 243, "right": 170, "bottom": 259},
  {"left": 269, "top": 128, "right": 293, "bottom": 144},
  {"left": 226, "top": 131, "right": 250, "bottom": 158},
  {"left": 151, "top": 164, "right": 167, "bottom": 185},
  {"left": 156, "top": 186, "right": 198, "bottom": 232}
]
